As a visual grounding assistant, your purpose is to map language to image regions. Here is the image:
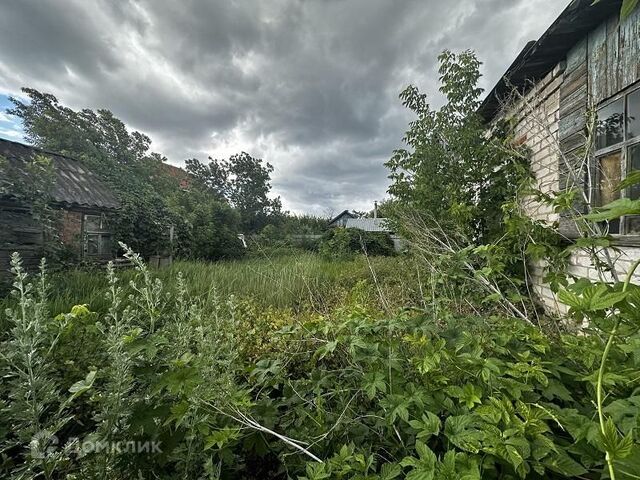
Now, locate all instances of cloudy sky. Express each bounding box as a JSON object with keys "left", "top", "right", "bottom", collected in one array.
[{"left": 0, "top": 0, "right": 567, "bottom": 215}]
